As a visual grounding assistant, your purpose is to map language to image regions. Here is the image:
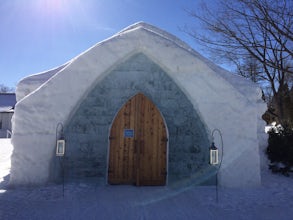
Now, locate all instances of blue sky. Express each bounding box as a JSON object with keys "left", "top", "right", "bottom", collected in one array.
[{"left": 1, "top": 0, "right": 206, "bottom": 89}]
